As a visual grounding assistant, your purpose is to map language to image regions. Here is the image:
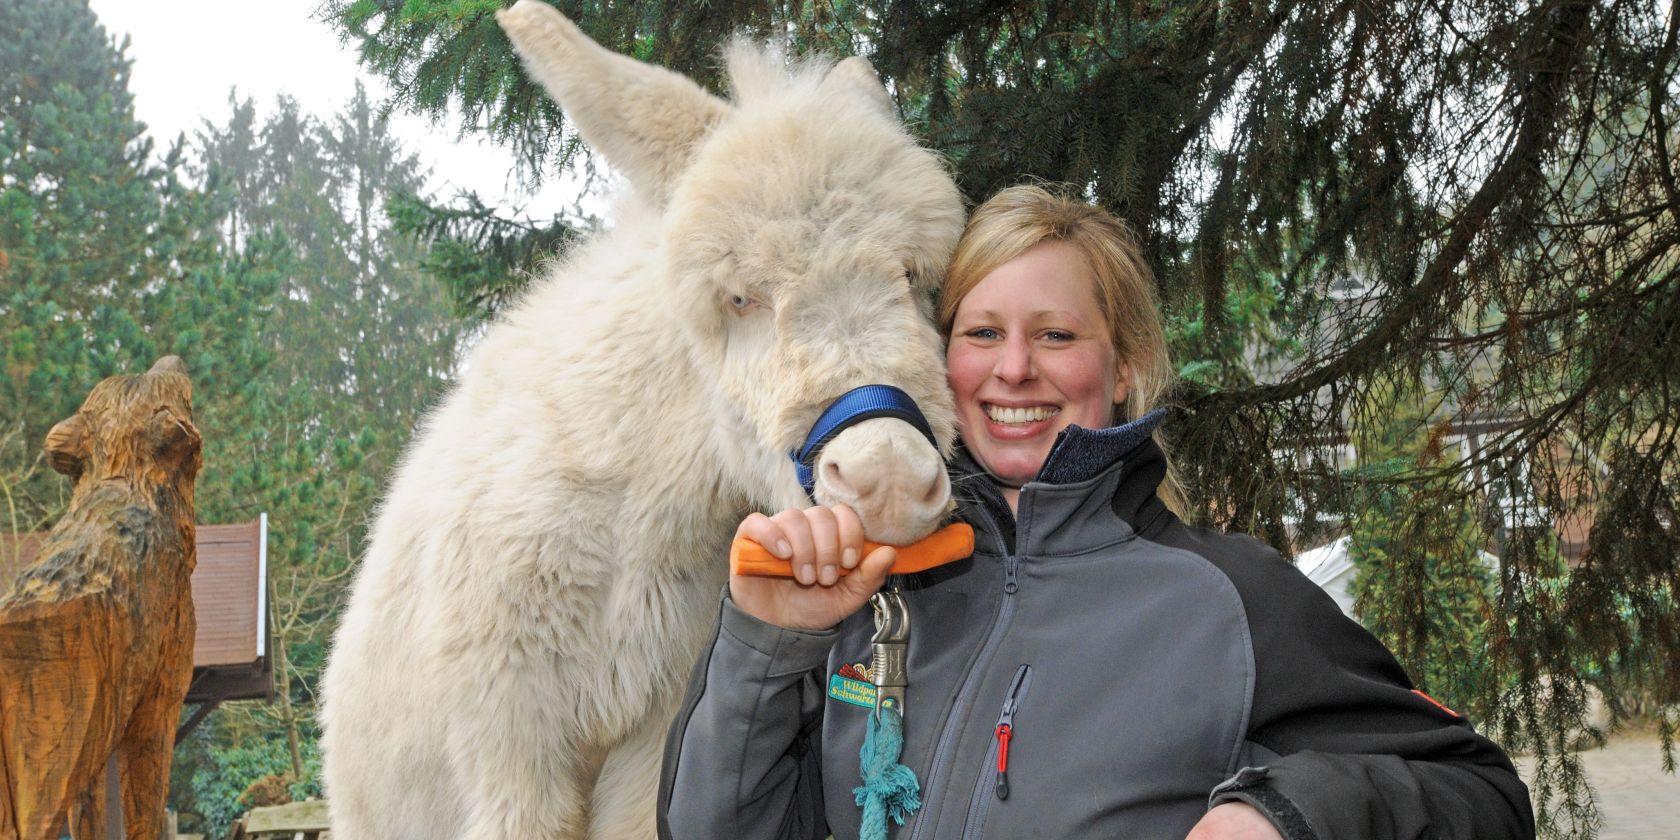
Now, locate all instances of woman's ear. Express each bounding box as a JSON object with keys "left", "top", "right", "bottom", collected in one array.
[
  {"left": 1112, "top": 359, "right": 1133, "bottom": 409},
  {"left": 45, "top": 414, "right": 89, "bottom": 481}
]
